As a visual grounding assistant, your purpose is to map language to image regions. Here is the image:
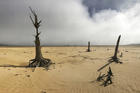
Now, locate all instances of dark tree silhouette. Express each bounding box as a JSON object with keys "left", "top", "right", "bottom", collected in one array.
[
  {"left": 109, "top": 35, "right": 122, "bottom": 63},
  {"left": 97, "top": 35, "right": 122, "bottom": 72},
  {"left": 113, "top": 35, "right": 121, "bottom": 60},
  {"left": 103, "top": 67, "right": 113, "bottom": 87},
  {"left": 28, "top": 7, "right": 53, "bottom": 68},
  {"left": 87, "top": 41, "right": 91, "bottom": 52}
]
